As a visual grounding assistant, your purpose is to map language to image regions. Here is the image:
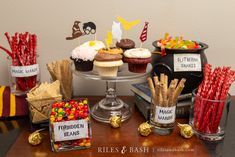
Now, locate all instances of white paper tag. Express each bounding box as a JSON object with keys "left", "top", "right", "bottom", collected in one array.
[
  {"left": 174, "top": 54, "right": 201, "bottom": 72},
  {"left": 53, "top": 119, "right": 89, "bottom": 142},
  {"left": 154, "top": 106, "right": 176, "bottom": 124},
  {"left": 11, "top": 64, "right": 39, "bottom": 77}
]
